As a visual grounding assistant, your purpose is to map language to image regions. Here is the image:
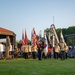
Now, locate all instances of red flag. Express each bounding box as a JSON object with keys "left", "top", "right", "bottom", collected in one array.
[
  {"left": 24, "top": 29, "right": 28, "bottom": 45},
  {"left": 22, "top": 29, "right": 28, "bottom": 46}
]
